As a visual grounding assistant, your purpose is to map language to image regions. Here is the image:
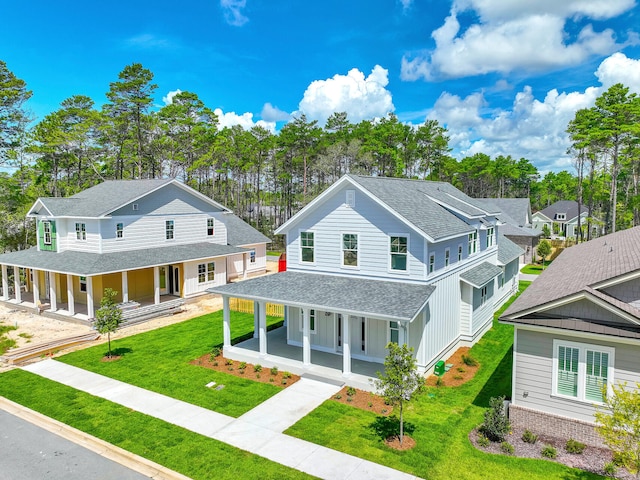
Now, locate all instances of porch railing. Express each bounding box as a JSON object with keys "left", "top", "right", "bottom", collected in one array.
[{"left": 229, "top": 298, "right": 284, "bottom": 317}]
